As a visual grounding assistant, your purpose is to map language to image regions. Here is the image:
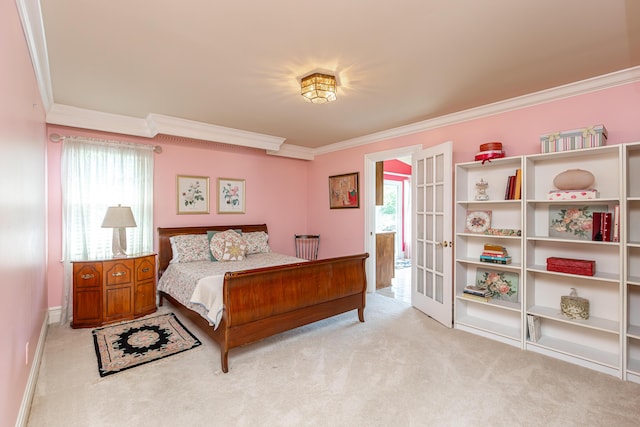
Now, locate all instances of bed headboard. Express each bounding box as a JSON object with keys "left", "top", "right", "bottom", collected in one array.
[{"left": 157, "top": 224, "right": 268, "bottom": 277}]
